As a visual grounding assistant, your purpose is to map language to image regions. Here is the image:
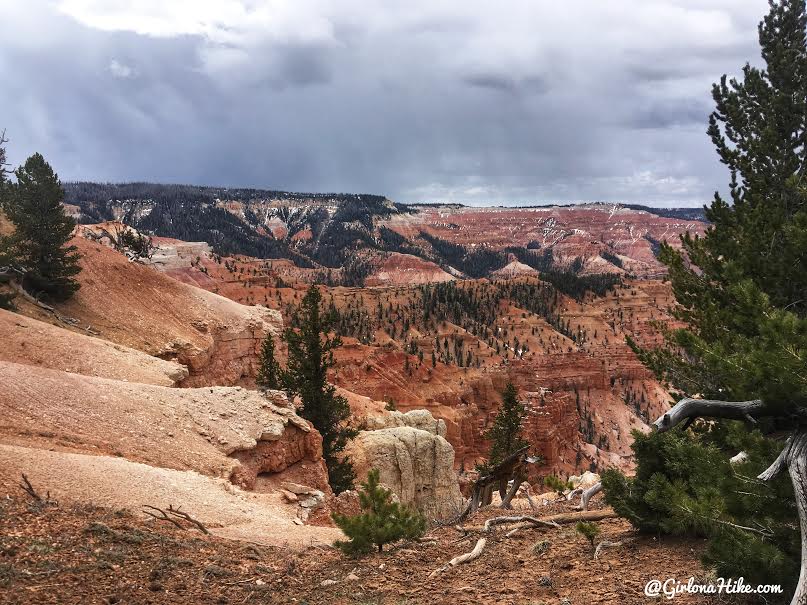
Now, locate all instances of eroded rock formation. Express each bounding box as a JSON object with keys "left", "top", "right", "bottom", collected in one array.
[
  {"left": 0, "top": 361, "right": 328, "bottom": 491},
  {"left": 345, "top": 410, "right": 463, "bottom": 520}
]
